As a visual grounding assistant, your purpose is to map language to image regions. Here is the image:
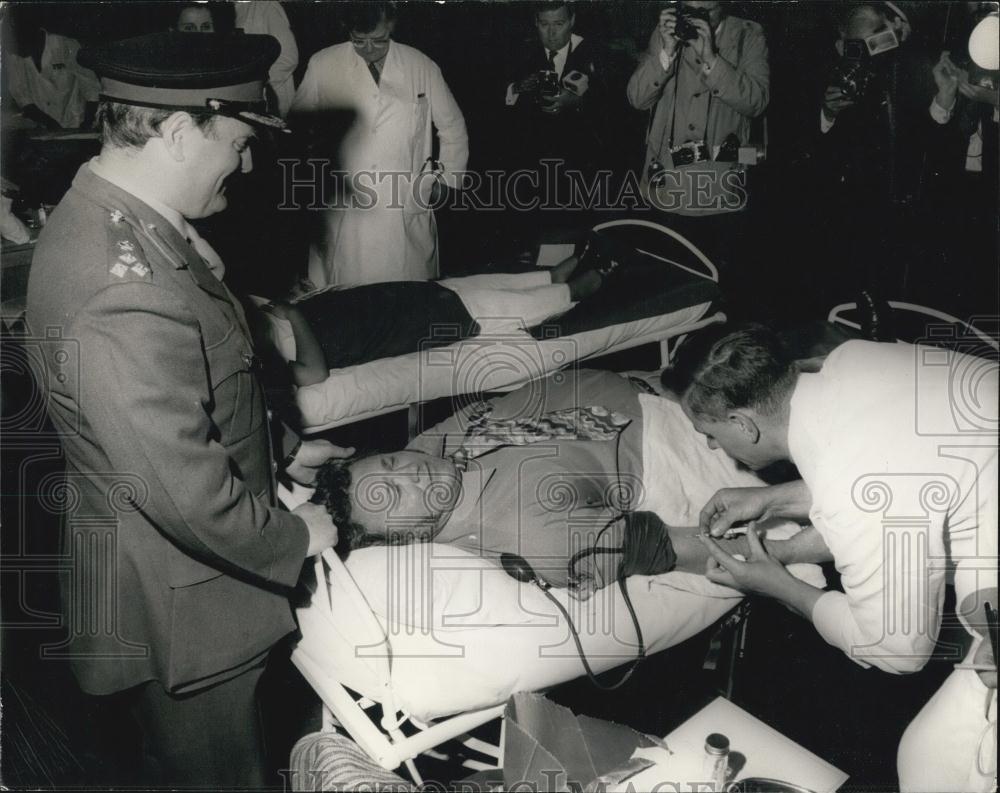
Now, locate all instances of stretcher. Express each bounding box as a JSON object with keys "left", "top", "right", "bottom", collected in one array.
[{"left": 290, "top": 219, "right": 725, "bottom": 432}]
